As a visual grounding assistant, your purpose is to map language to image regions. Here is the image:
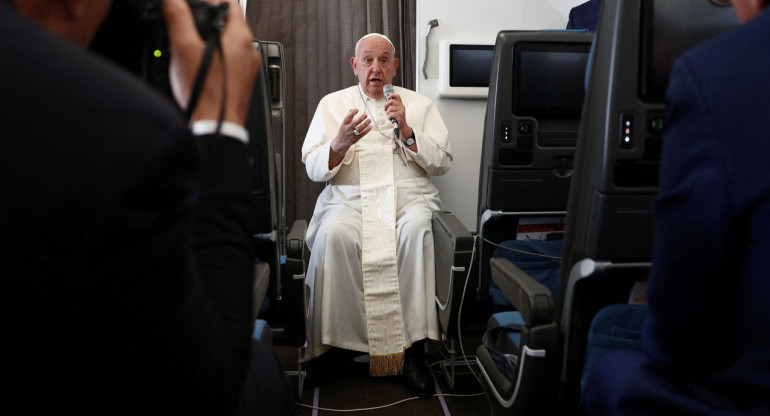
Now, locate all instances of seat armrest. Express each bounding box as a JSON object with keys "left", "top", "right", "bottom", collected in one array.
[
  {"left": 432, "top": 210, "right": 474, "bottom": 250},
  {"left": 490, "top": 256, "right": 555, "bottom": 326},
  {"left": 286, "top": 219, "right": 308, "bottom": 260},
  {"left": 432, "top": 210, "right": 474, "bottom": 339}
]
